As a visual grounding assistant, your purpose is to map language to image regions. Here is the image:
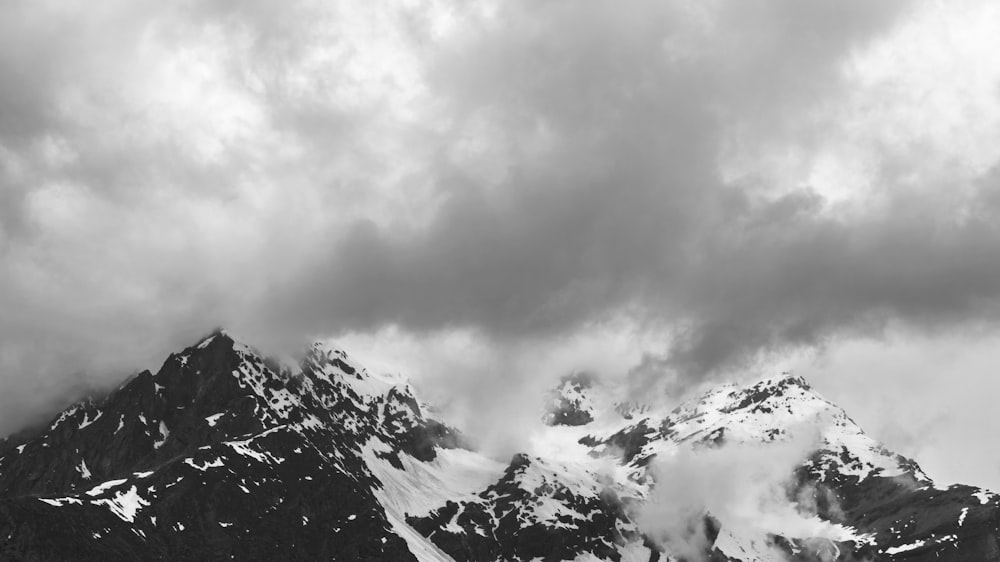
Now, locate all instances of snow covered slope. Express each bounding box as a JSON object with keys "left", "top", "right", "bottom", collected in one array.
[{"left": 0, "top": 332, "right": 997, "bottom": 561}]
